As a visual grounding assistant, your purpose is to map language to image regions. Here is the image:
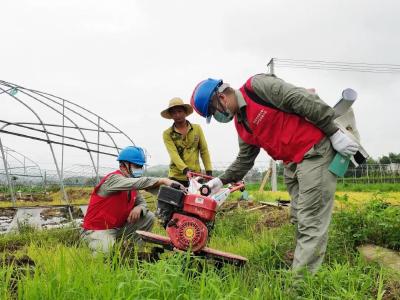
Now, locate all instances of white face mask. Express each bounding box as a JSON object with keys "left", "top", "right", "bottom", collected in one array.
[
  {"left": 131, "top": 167, "right": 144, "bottom": 178},
  {"left": 213, "top": 110, "right": 234, "bottom": 123}
]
